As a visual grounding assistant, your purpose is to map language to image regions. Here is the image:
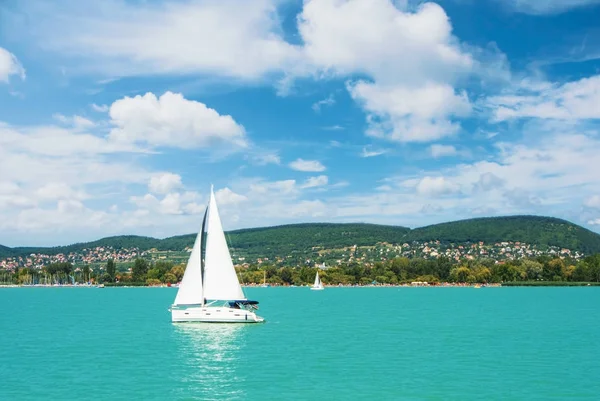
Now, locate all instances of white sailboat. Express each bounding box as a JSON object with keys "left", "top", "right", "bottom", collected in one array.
[
  {"left": 311, "top": 271, "right": 324, "bottom": 291},
  {"left": 170, "top": 186, "right": 264, "bottom": 323}
]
